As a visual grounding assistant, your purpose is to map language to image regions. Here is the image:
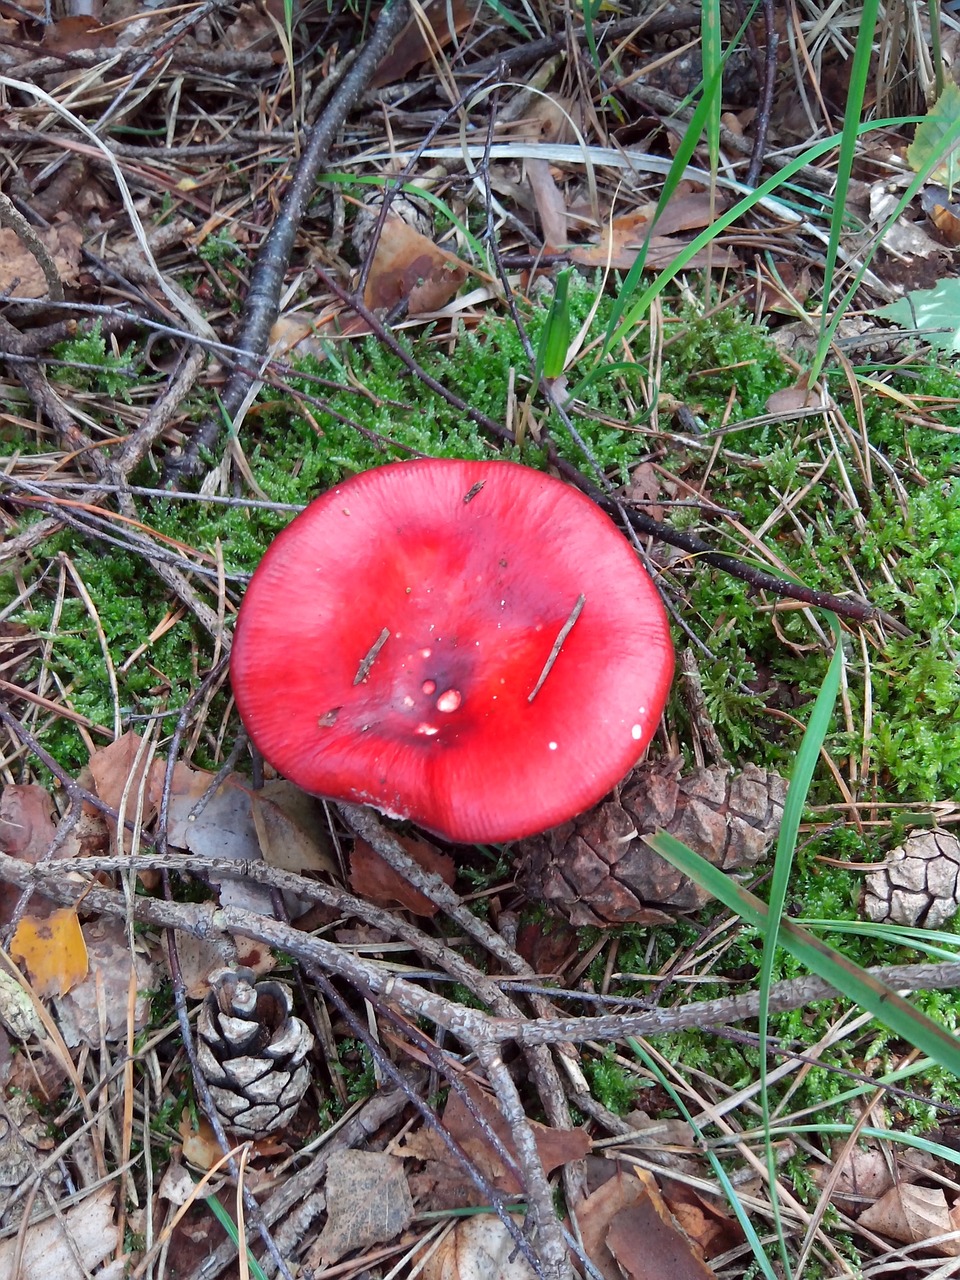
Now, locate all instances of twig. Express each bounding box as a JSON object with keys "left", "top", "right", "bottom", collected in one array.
[
  {"left": 0, "top": 191, "right": 63, "bottom": 300},
  {"left": 4, "top": 847, "right": 960, "bottom": 1052},
  {"left": 746, "top": 0, "right": 779, "bottom": 188},
  {"left": 0, "top": 315, "right": 99, "bottom": 463},
  {"left": 187, "top": 1083, "right": 416, "bottom": 1280},
  {"left": 528, "top": 595, "right": 585, "bottom": 702},
  {"left": 463, "top": 8, "right": 702, "bottom": 76},
  {"left": 164, "top": 0, "right": 412, "bottom": 484}
]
